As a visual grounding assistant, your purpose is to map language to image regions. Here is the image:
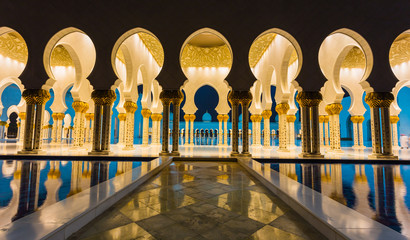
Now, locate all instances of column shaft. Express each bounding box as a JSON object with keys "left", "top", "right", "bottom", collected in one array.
[
  {"left": 161, "top": 102, "right": 170, "bottom": 154},
  {"left": 172, "top": 102, "right": 181, "bottom": 155},
  {"left": 92, "top": 105, "right": 102, "bottom": 152},
  {"left": 241, "top": 100, "right": 251, "bottom": 155},
  {"left": 380, "top": 107, "right": 393, "bottom": 155}
]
